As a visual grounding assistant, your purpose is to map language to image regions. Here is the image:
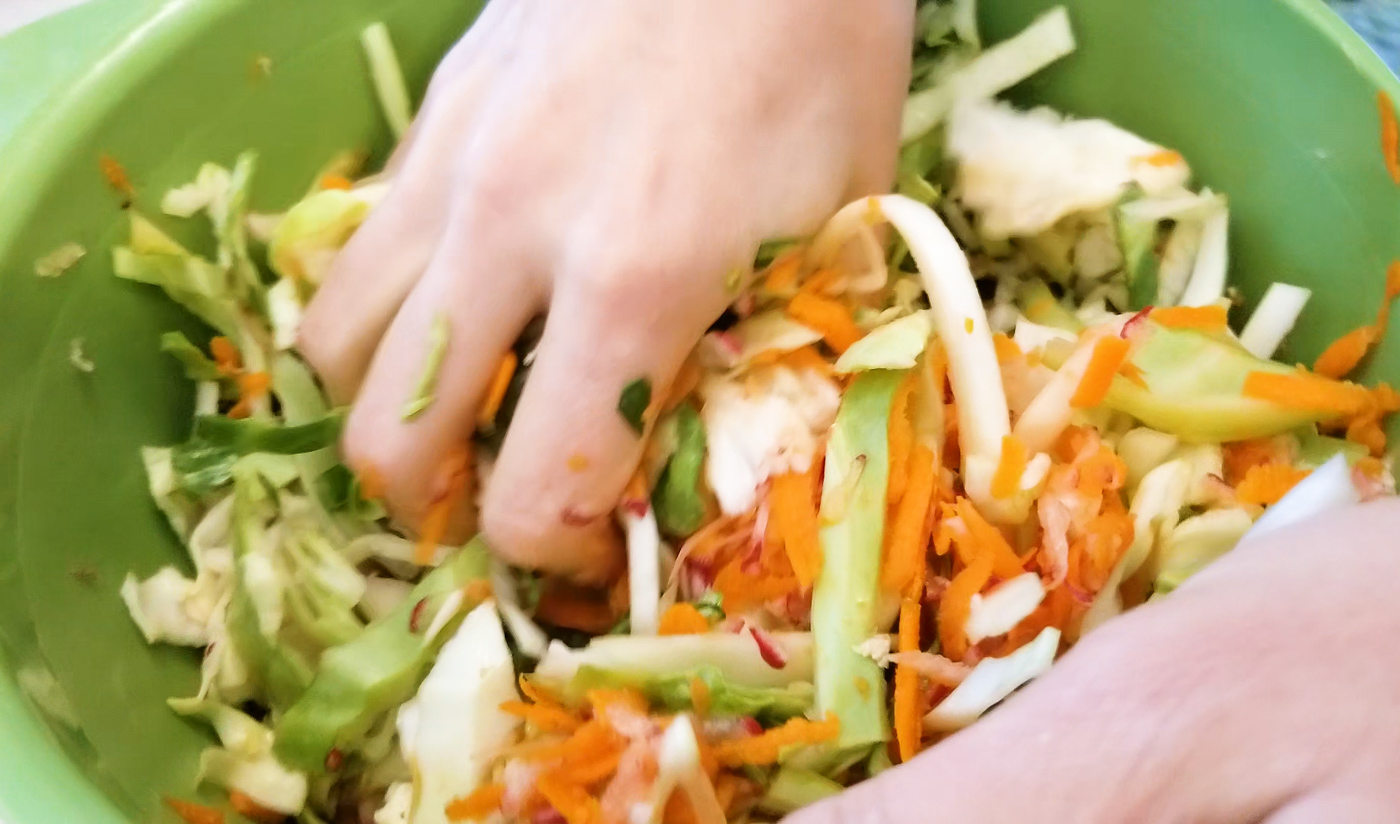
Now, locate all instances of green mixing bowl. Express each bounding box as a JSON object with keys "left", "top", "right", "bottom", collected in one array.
[{"left": 0, "top": 0, "right": 1396, "bottom": 821}]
